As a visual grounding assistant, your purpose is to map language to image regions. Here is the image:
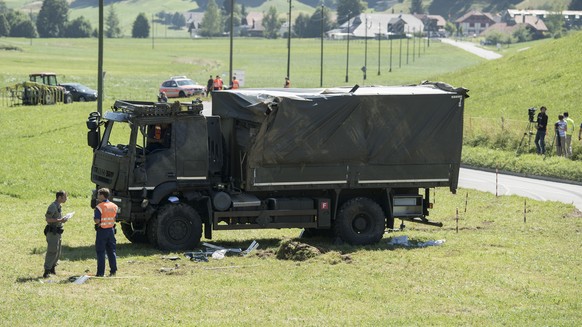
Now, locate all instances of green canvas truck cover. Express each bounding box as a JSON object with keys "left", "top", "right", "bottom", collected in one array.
[{"left": 212, "top": 82, "right": 468, "bottom": 193}]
